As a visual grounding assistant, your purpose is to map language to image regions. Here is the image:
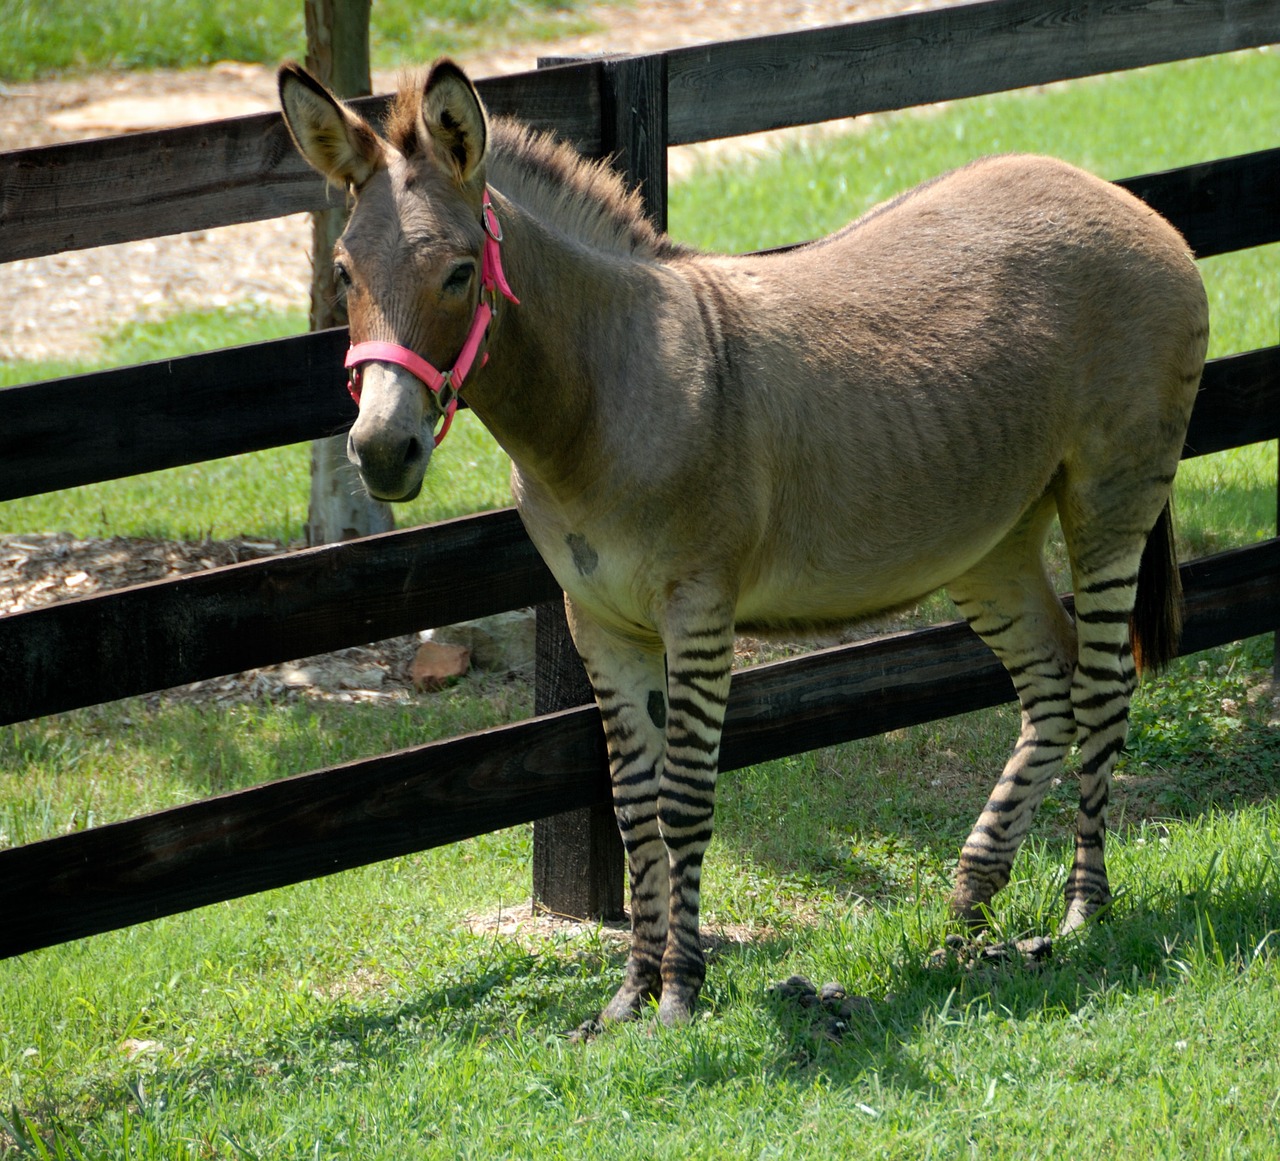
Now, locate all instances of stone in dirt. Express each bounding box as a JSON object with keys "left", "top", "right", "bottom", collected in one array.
[
  {"left": 410, "top": 641, "right": 471, "bottom": 691},
  {"left": 429, "top": 610, "right": 536, "bottom": 673}
]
